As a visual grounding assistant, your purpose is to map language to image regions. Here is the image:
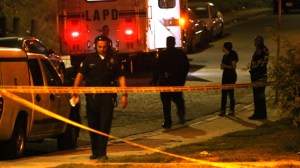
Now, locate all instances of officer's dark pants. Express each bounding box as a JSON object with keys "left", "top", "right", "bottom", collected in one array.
[
  {"left": 86, "top": 93, "right": 113, "bottom": 157},
  {"left": 160, "top": 92, "right": 185, "bottom": 125},
  {"left": 252, "top": 86, "right": 267, "bottom": 118},
  {"left": 250, "top": 75, "right": 267, "bottom": 118},
  {"left": 221, "top": 89, "right": 235, "bottom": 112},
  {"left": 221, "top": 75, "right": 236, "bottom": 113}
]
